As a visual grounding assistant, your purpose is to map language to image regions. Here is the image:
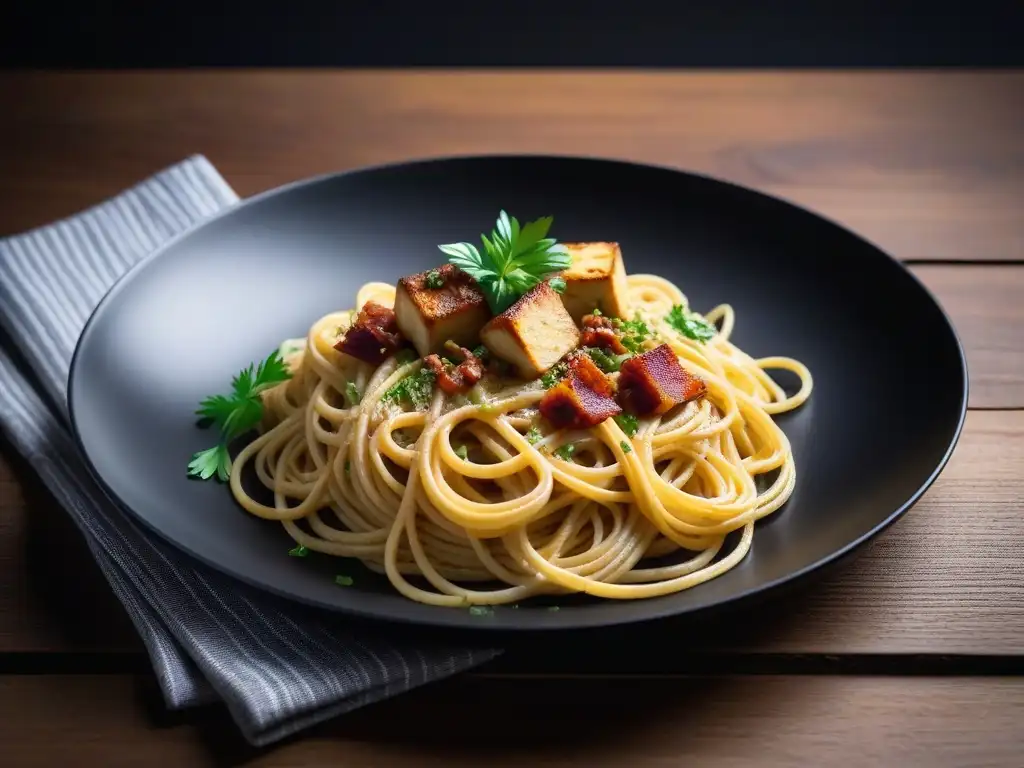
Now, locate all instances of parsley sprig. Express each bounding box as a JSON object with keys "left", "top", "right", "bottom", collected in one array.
[
  {"left": 438, "top": 211, "right": 572, "bottom": 314},
  {"left": 666, "top": 304, "right": 717, "bottom": 343},
  {"left": 188, "top": 350, "right": 293, "bottom": 481}
]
